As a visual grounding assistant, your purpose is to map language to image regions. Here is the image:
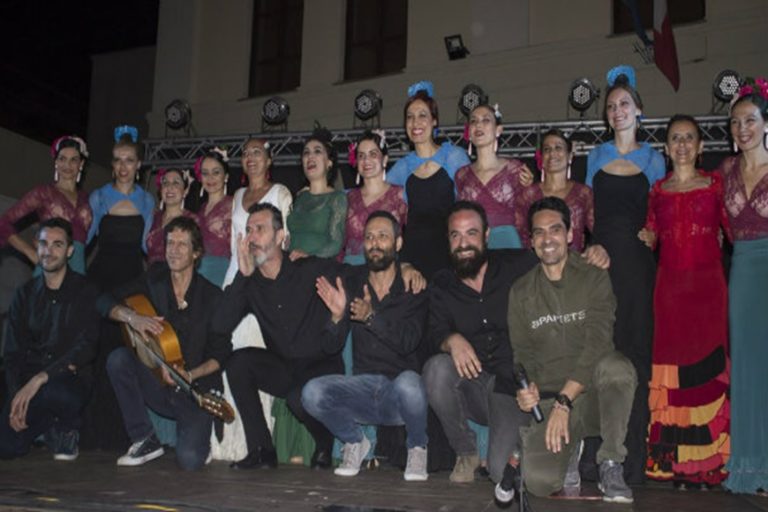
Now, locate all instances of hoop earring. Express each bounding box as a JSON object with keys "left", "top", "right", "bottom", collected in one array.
[
  {"left": 159, "top": 199, "right": 164, "bottom": 210},
  {"left": 764, "top": 131, "right": 768, "bottom": 150},
  {"left": 135, "top": 172, "right": 140, "bottom": 182},
  {"left": 541, "top": 169, "right": 546, "bottom": 182},
  {"left": 467, "top": 142, "right": 472, "bottom": 157},
  {"left": 383, "top": 169, "right": 386, "bottom": 181},
  {"left": 199, "top": 186, "right": 205, "bottom": 198},
  {"left": 54, "top": 170, "right": 59, "bottom": 182},
  {"left": 493, "top": 137, "right": 499, "bottom": 154},
  {"left": 566, "top": 162, "right": 572, "bottom": 180},
  {"left": 733, "top": 141, "right": 739, "bottom": 153},
  {"left": 356, "top": 172, "right": 361, "bottom": 185},
  {"left": 76, "top": 171, "right": 81, "bottom": 183}
]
